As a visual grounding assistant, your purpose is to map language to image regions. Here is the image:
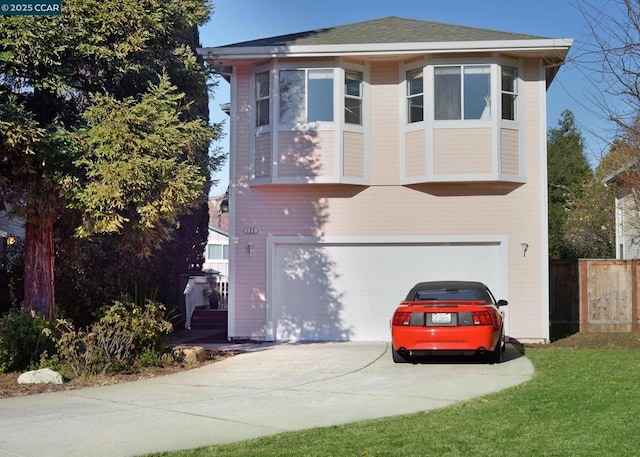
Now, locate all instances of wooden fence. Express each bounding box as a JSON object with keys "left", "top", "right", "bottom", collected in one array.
[{"left": 550, "top": 259, "right": 640, "bottom": 337}]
